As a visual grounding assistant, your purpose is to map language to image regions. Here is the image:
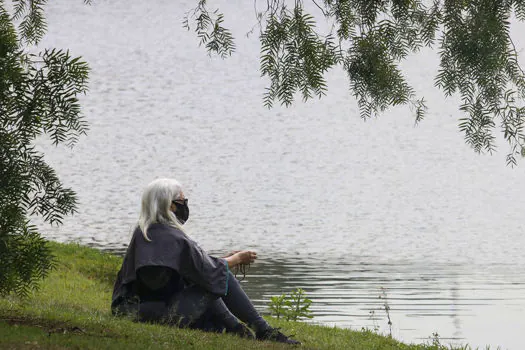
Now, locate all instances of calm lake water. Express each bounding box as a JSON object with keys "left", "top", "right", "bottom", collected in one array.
[{"left": 28, "top": 1, "right": 525, "bottom": 349}]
